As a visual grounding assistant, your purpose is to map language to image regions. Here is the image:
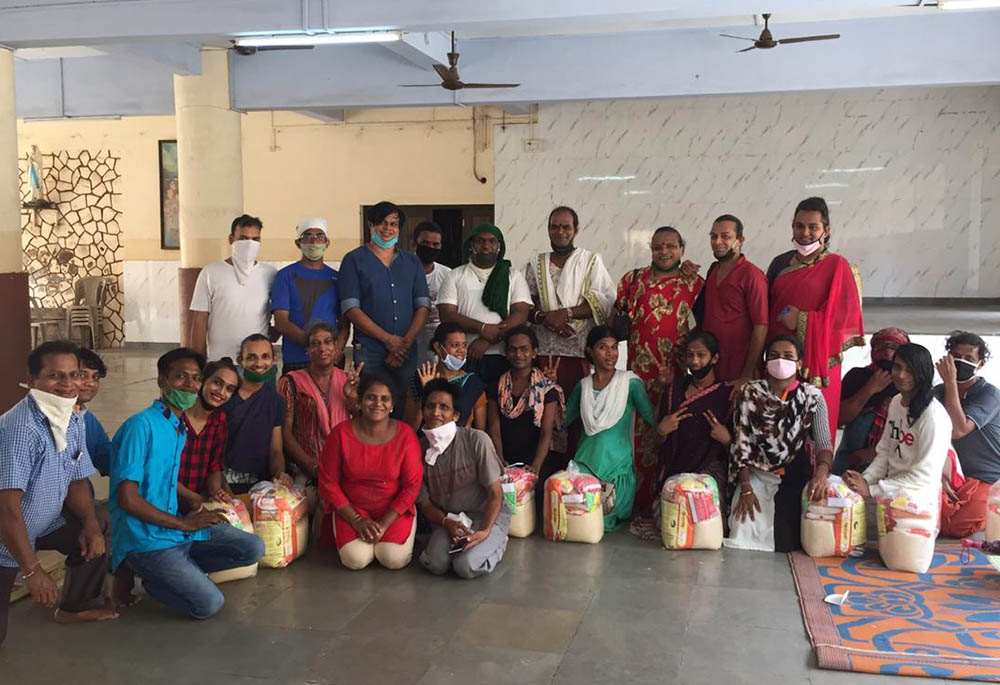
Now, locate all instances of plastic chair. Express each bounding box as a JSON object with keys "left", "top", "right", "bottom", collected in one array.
[
  {"left": 65, "top": 276, "right": 112, "bottom": 349},
  {"left": 30, "top": 295, "right": 65, "bottom": 344}
]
